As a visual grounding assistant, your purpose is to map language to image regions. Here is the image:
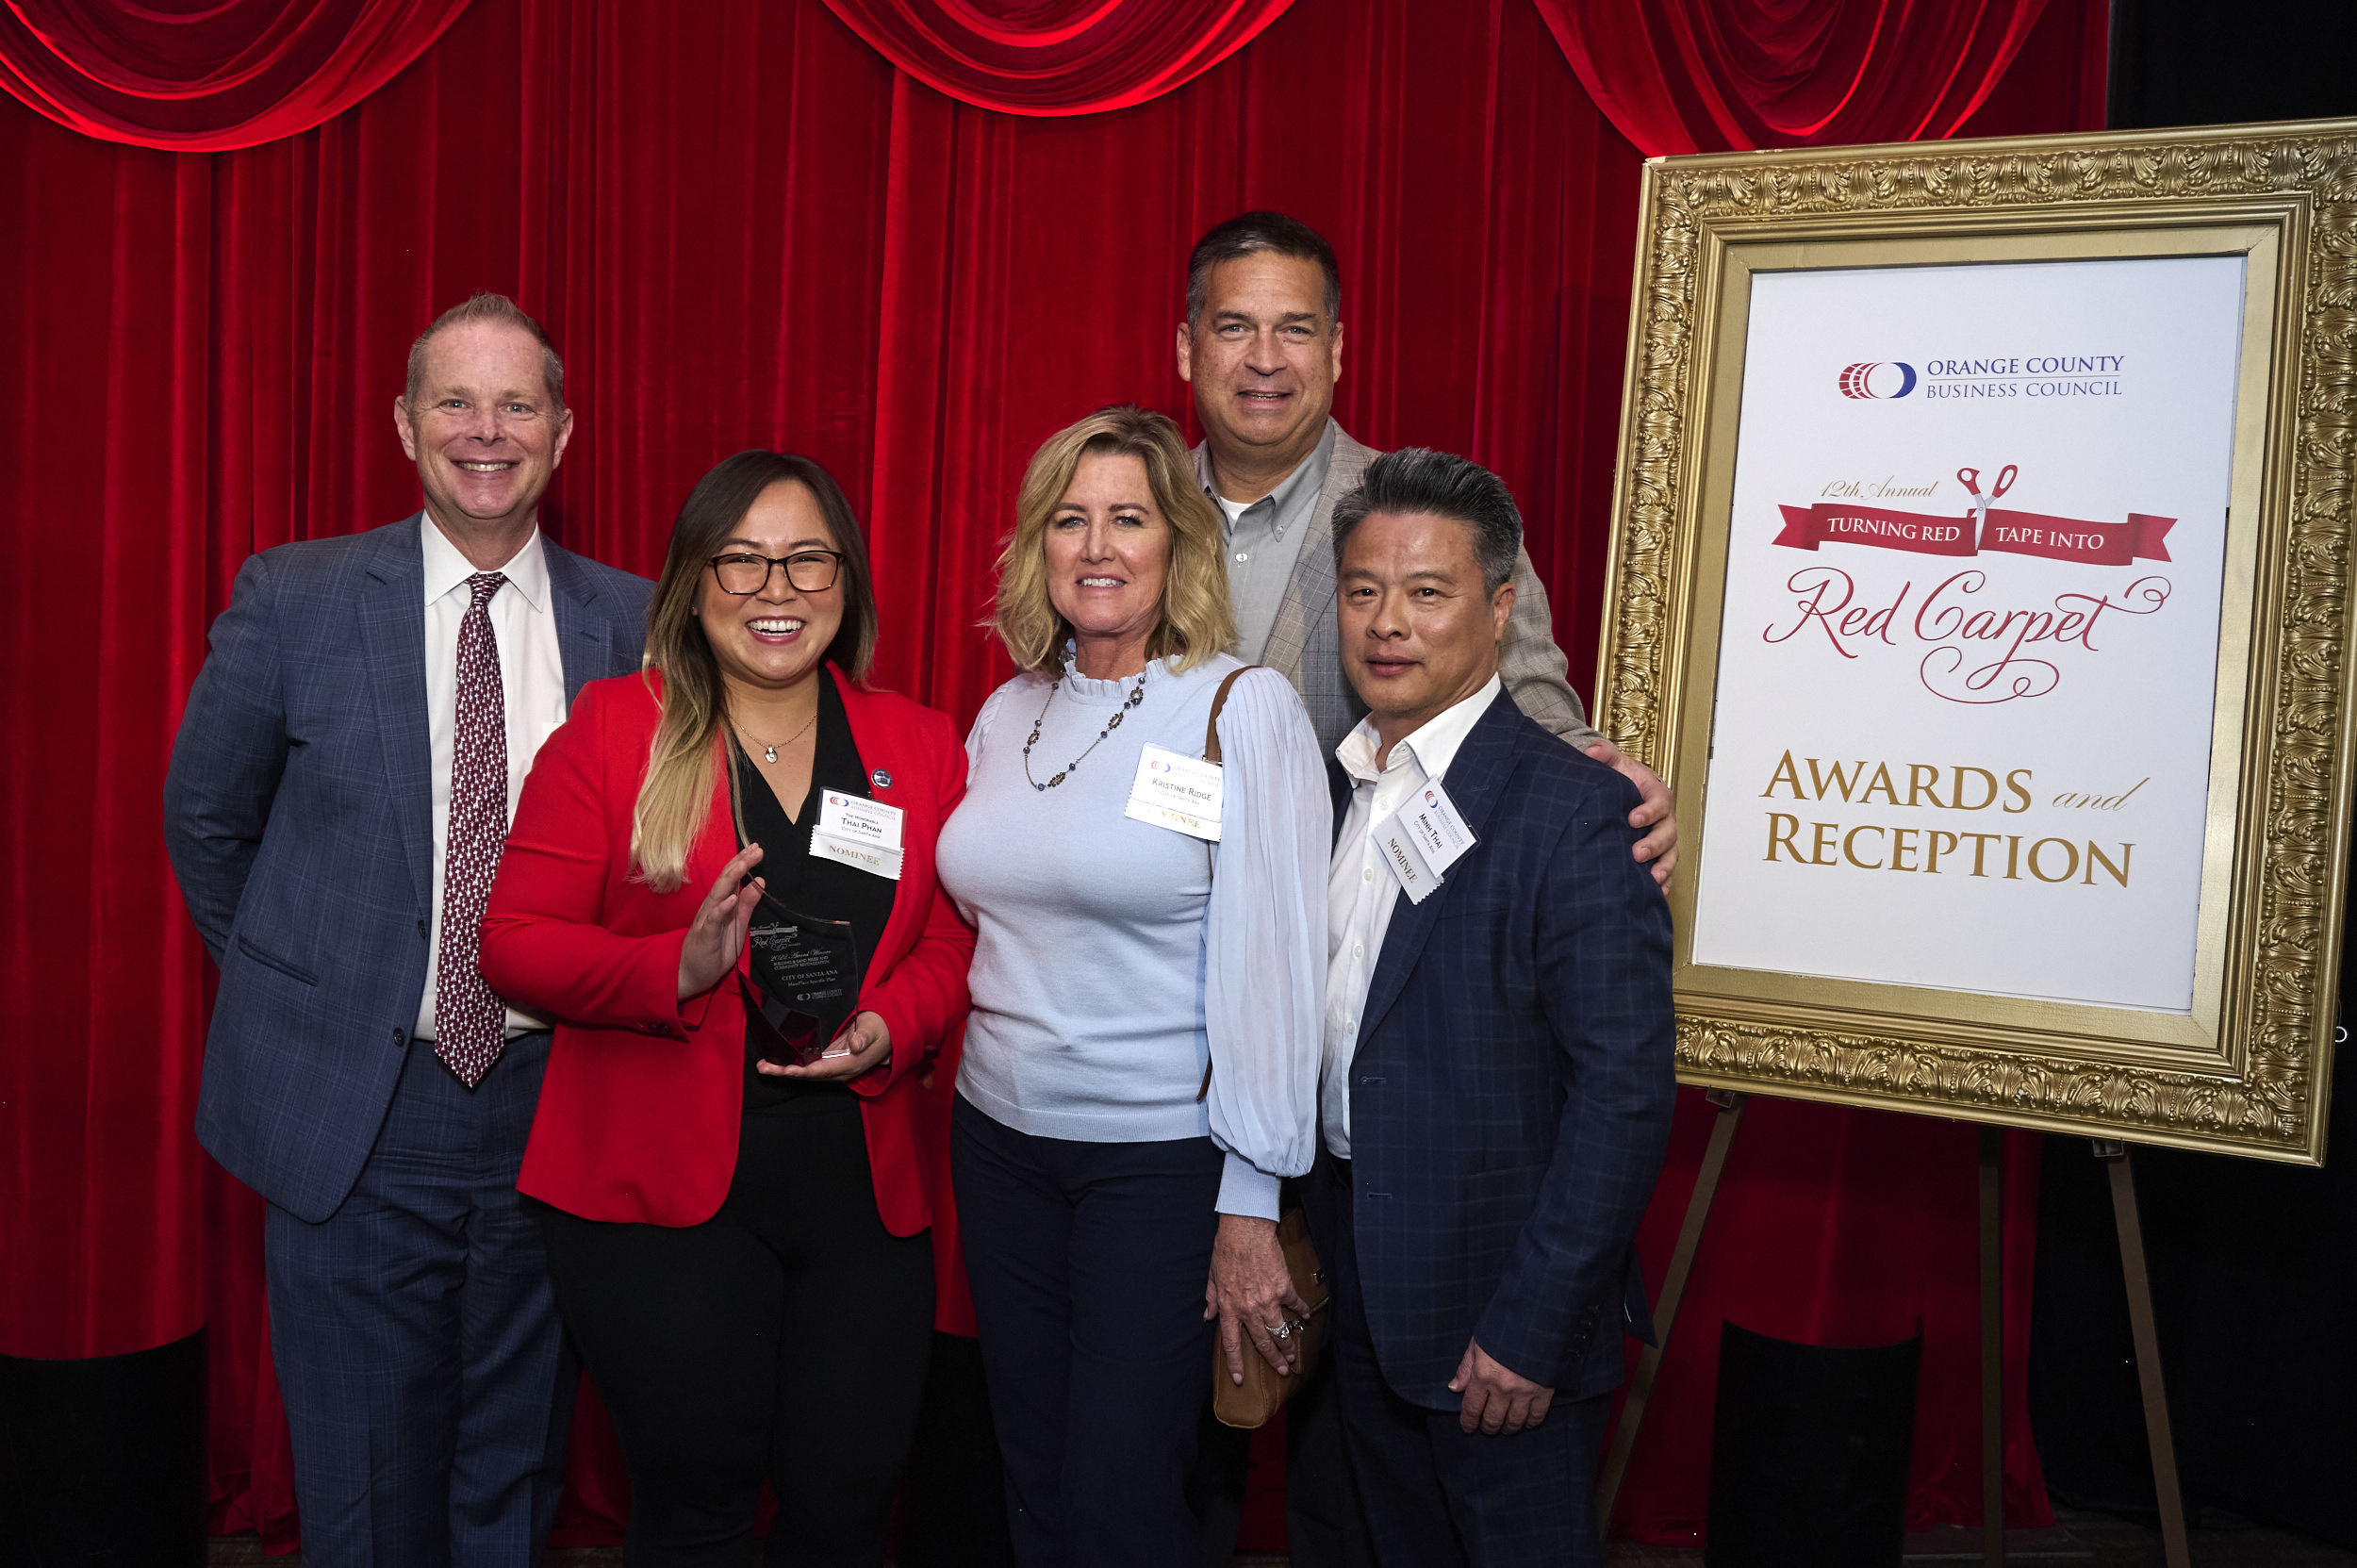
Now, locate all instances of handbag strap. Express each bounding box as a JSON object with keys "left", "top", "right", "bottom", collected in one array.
[
  {"left": 1202, "top": 664, "right": 1260, "bottom": 765},
  {"left": 1197, "top": 664, "right": 1261, "bottom": 1103}
]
